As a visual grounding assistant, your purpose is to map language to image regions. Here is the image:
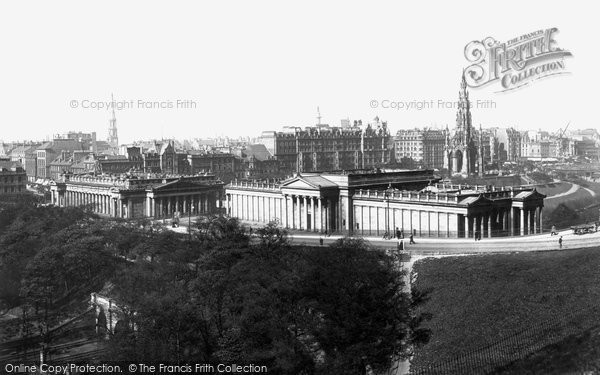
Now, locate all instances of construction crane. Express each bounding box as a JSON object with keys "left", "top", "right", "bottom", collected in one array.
[{"left": 554, "top": 121, "right": 570, "bottom": 159}]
